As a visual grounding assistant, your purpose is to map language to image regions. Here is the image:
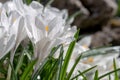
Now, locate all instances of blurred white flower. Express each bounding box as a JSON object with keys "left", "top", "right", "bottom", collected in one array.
[
  {"left": 0, "top": 1, "right": 27, "bottom": 60},
  {"left": 80, "top": 47, "right": 120, "bottom": 80},
  {"left": 12, "top": 0, "right": 75, "bottom": 62},
  {"left": 62, "top": 36, "right": 92, "bottom": 79},
  {"left": 32, "top": 8, "right": 77, "bottom": 69},
  {"left": 0, "top": 5, "right": 18, "bottom": 59},
  {"left": 12, "top": 1, "right": 95, "bottom": 74}
]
